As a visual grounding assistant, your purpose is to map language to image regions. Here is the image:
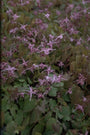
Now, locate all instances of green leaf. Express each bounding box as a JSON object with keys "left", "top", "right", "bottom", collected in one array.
[
  {"left": 48, "top": 73, "right": 54, "bottom": 77},
  {"left": 23, "top": 82, "right": 29, "bottom": 87},
  {"left": 63, "top": 94, "right": 70, "bottom": 102},
  {"left": 15, "top": 110, "right": 23, "bottom": 125},
  {"left": 5, "top": 121, "right": 16, "bottom": 135},
  {"left": 43, "top": 112, "right": 52, "bottom": 123},
  {"left": 34, "top": 133, "right": 42, "bottom": 135},
  {"left": 23, "top": 98, "right": 36, "bottom": 112},
  {"left": 61, "top": 106, "right": 71, "bottom": 121},
  {"left": 22, "top": 115, "right": 30, "bottom": 128},
  {"left": 66, "top": 130, "right": 73, "bottom": 135},
  {"left": 27, "top": 77, "right": 32, "bottom": 84},
  {"left": 53, "top": 82, "right": 64, "bottom": 87},
  {"left": 30, "top": 107, "right": 42, "bottom": 124},
  {"left": 44, "top": 130, "right": 54, "bottom": 135},
  {"left": 32, "top": 122, "right": 44, "bottom": 135},
  {"left": 56, "top": 109, "right": 63, "bottom": 119},
  {"left": 46, "top": 118, "right": 57, "bottom": 131},
  {"left": 48, "top": 87, "right": 58, "bottom": 97},
  {"left": 2, "top": 97, "right": 10, "bottom": 112},
  {"left": 46, "top": 117, "right": 61, "bottom": 134},
  {"left": 30, "top": 14, "right": 34, "bottom": 19},
  {"left": 4, "top": 112, "right": 12, "bottom": 124},
  {"left": 19, "top": 79, "right": 25, "bottom": 82},
  {"left": 71, "top": 120, "right": 82, "bottom": 129},
  {"left": 59, "top": 82, "right": 64, "bottom": 87},
  {"left": 21, "top": 126, "right": 30, "bottom": 135},
  {"left": 37, "top": 99, "right": 47, "bottom": 113},
  {"left": 70, "top": 85, "right": 84, "bottom": 104},
  {"left": 49, "top": 99, "right": 57, "bottom": 110},
  {"left": 10, "top": 104, "right": 18, "bottom": 118},
  {"left": 3, "top": 132, "right": 10, "bottom": 135},
  {"left": 51, "top": 30, "right": 56, "bottom": 36}
]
